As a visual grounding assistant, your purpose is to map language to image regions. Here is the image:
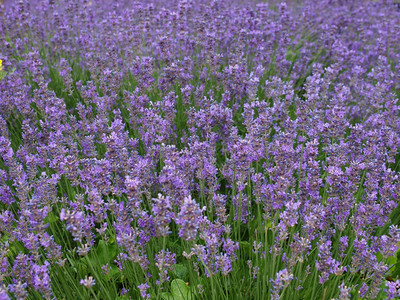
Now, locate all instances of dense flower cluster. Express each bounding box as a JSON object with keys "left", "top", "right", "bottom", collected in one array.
[{"left": 1, "top": 0, "right": 400, "bottom": 299}]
